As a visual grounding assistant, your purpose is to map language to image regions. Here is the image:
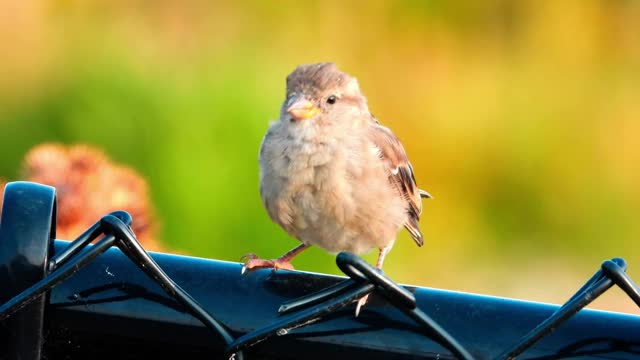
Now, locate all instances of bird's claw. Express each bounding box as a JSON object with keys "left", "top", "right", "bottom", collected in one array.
[
  {"left": 355, "top": 294, "right": 370, "bottom": 317},
  {"left": 240, "top": 253, "right": 295, "bottom": 274}
]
